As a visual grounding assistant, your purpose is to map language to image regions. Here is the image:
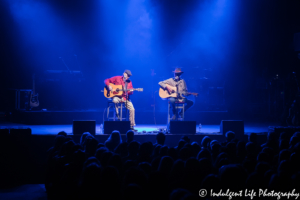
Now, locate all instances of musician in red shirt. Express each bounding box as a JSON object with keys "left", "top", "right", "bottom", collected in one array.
[{"left": 104, "top": 70, "right": 136, "bottom": 131}]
